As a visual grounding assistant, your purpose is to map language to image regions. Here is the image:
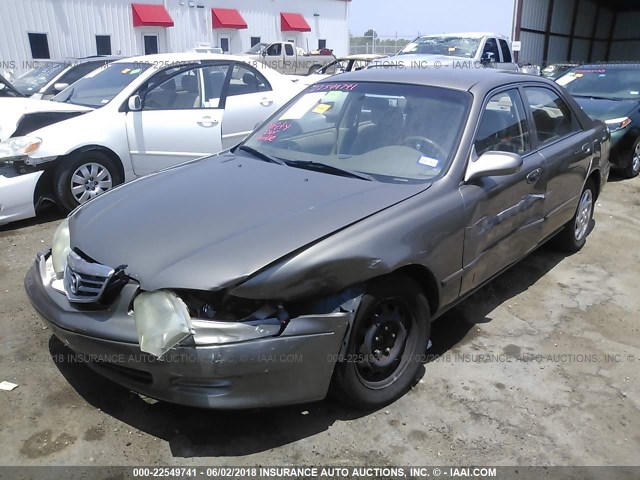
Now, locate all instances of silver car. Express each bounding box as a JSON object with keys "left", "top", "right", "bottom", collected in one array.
[{"left": 26, "top": 68, "right": 610, "bottom": 409}]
